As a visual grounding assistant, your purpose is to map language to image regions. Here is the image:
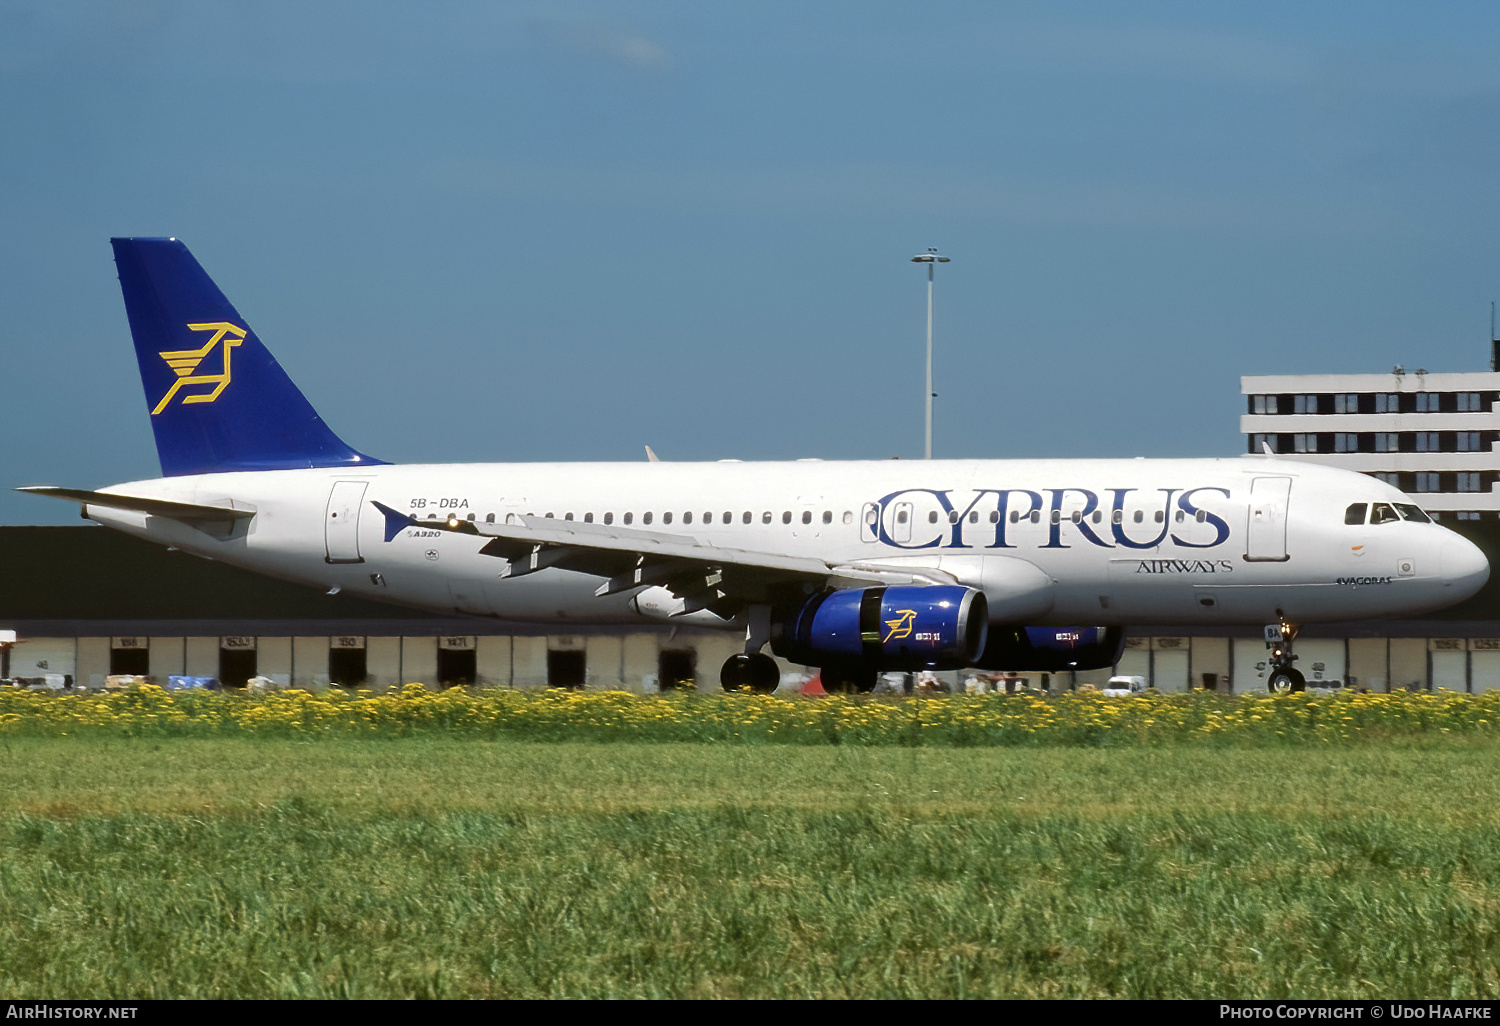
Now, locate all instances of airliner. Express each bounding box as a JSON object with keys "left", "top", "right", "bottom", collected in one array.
[{"left": 19, "top": 238, "right": 1491, "bottom": 693}]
